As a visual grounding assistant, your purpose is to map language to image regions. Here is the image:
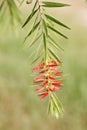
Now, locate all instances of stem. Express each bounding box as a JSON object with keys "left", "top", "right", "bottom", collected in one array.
[
  {"left": 37, "top": 0, "right": 43, "bottom": 32},
  {"left": 37, "top": 0, "right": 47, "bottom": 63}
]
